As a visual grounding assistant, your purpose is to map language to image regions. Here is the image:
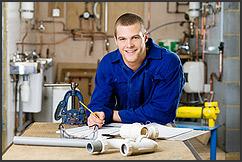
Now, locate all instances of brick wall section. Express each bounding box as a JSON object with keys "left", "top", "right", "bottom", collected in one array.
[{"left": 206, "top": 2, "right": 240, "bottom": 152}]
